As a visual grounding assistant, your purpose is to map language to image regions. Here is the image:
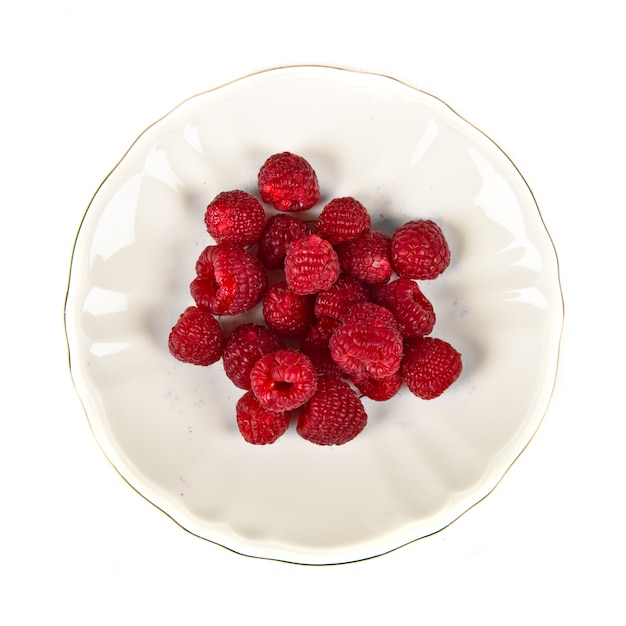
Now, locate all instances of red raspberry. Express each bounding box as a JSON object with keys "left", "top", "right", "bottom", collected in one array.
[
  {"left": 340, "top": 300, "right": 398, "bottom": 327},
  {"left": 204, "top": 190, "right": 265, "bottom": 247},
  {"left": 257, "top": 152, "right": 320, "bottom": 212},
  {"left": 236, "top": 390, "right": 291, "bottom": 445},
  {"left": 168, "top": 306, "right": 224, "bottom": 366},
  {"left": 191, "top": 244, "right": 267, "bottom": 315},
  {"left": 250, "top": 349, "right": 317, "bottom": 411},
  {"left": 313, "top": 274, "right": 370, "bottom": 321},
  {"left": 296, "top": 376, "right": 367, "bottom": 446},
  {"left": 336, "top": 230, "right": 393, "bottom": 285},
  {"left": 351, "top": 372, "right": 403, "bottom": 402},
  {"left": 329, "top": 302, "right": 403, "bottom": 379},
  {"left": 262, "top": 281, "right": 315, "bottom": 336},
  {"left": 256, "top": 213, "right": 310, "bottom": 269},
  {"left": 401, "top": 336, "right": 462, "bottom": 399},
  {"left": 391, "top": 219, "right": 451, "bottom": 280},
  {"left": 222, "top": 323, "right": 285, "bottom": 390},
  {"left": 284, "top": 234, "right": 340, "bottom": 295},
  {"left": 374, "top": 278, "right": 436, "bottom": 337},
  {"left": 315, "top": 197, "right": 371, "bottom": 245},
  {"left": 300, "top": 316, "right": 344, "bottom": 378}
]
